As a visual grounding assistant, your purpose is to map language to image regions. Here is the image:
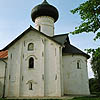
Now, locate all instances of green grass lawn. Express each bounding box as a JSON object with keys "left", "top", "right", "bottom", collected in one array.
[{"left": 70, "top": 96, "right": 100, "bottom": 100}]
